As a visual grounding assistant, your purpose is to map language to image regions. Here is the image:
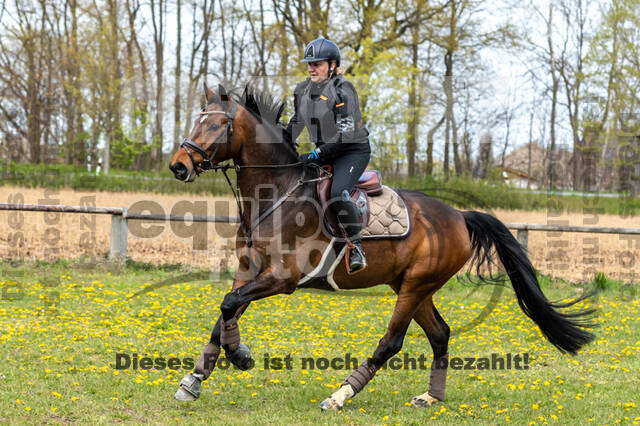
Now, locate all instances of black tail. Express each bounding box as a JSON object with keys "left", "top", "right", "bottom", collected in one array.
[{"left": 463, "top": 210, "right": 596, "bottom": 354}]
